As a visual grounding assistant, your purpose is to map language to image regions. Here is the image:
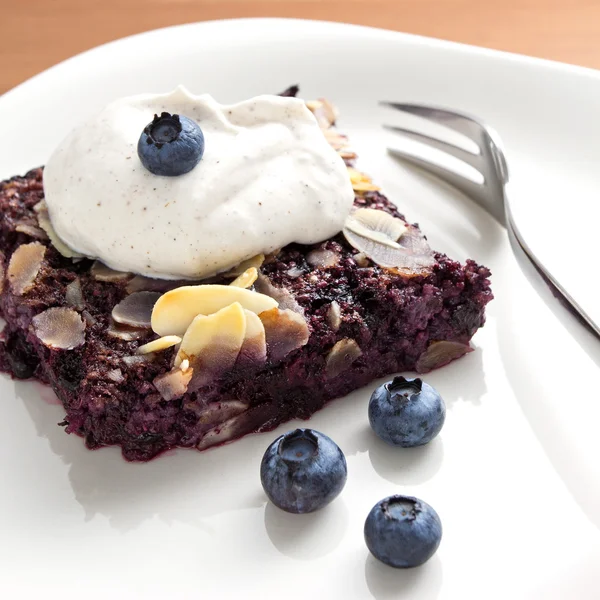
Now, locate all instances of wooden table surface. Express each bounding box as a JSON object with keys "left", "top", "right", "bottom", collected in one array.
[{"left": 2, "top": 0, "right": 600, "bottom": 94}]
